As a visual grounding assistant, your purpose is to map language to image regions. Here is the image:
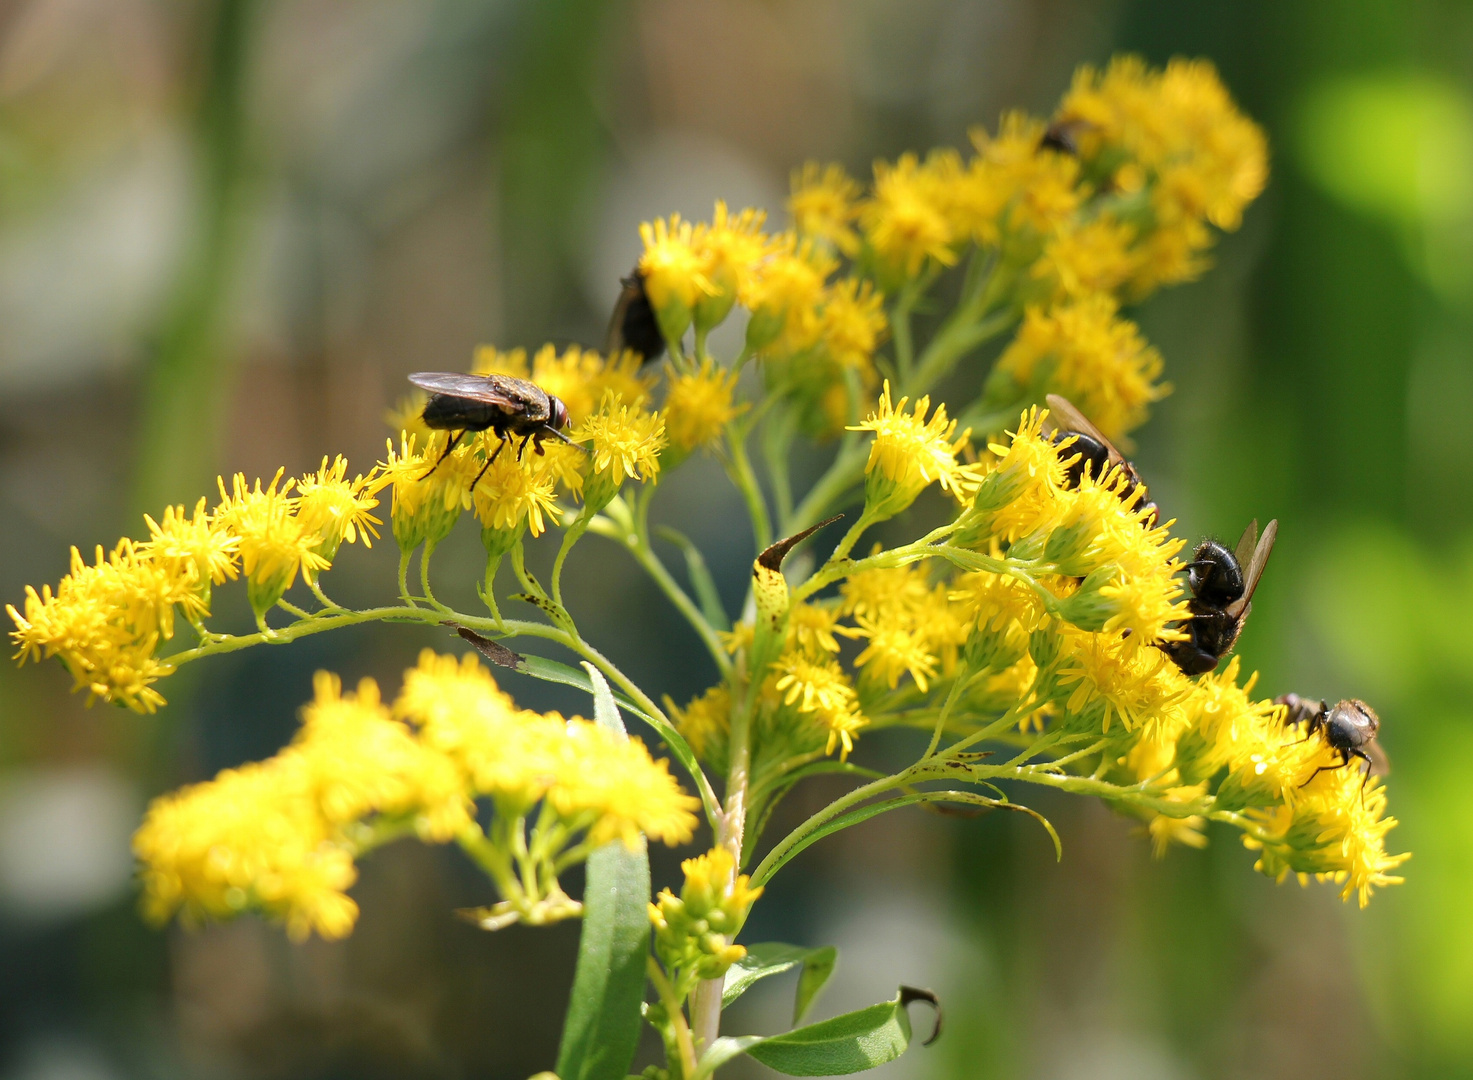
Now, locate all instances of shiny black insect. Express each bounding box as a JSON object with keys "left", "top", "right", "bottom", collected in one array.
[
  {"left": 1277, "top": 694, "right": 1388, "bottom": 789},
  {"left": 1042, "top": 393, "right": 1159, "bottom": 523},
  {"left": 605, "top": 269, "right": 666, "bottom": 363},
  {"left": 410, "top": 371, "right": 578, "bottom": 483},
  {"left": 1158, "top": 519, "right": 1278, "bottom": 676}
]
